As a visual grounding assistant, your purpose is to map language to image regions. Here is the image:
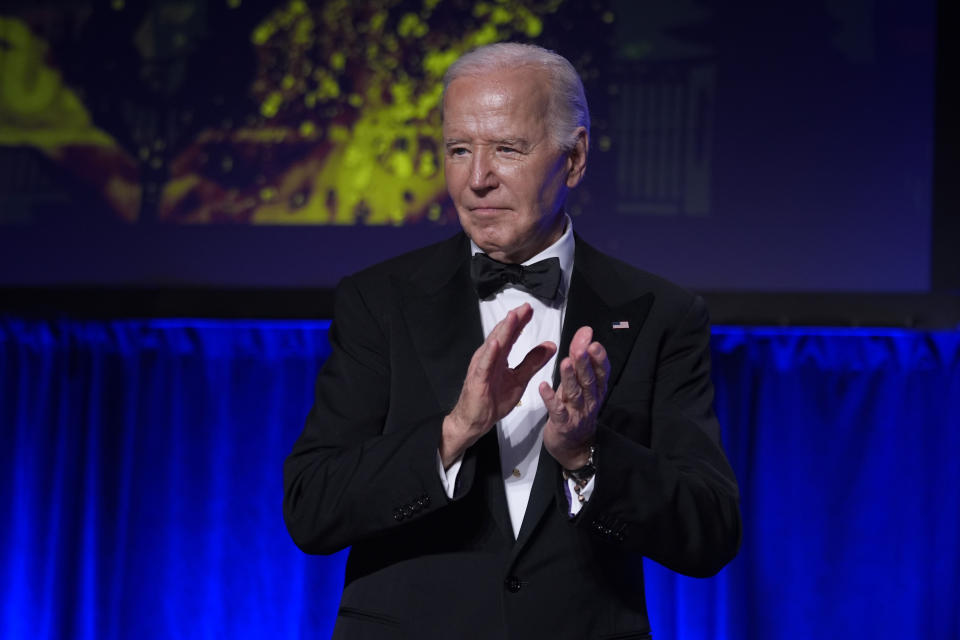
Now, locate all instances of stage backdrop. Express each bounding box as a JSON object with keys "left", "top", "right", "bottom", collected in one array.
[
  {"left": 0, "top": 0, "right": 935, "bottom": 291},
  {"left": 2, "top": 317, "right": 958, "bottom": 639}
]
